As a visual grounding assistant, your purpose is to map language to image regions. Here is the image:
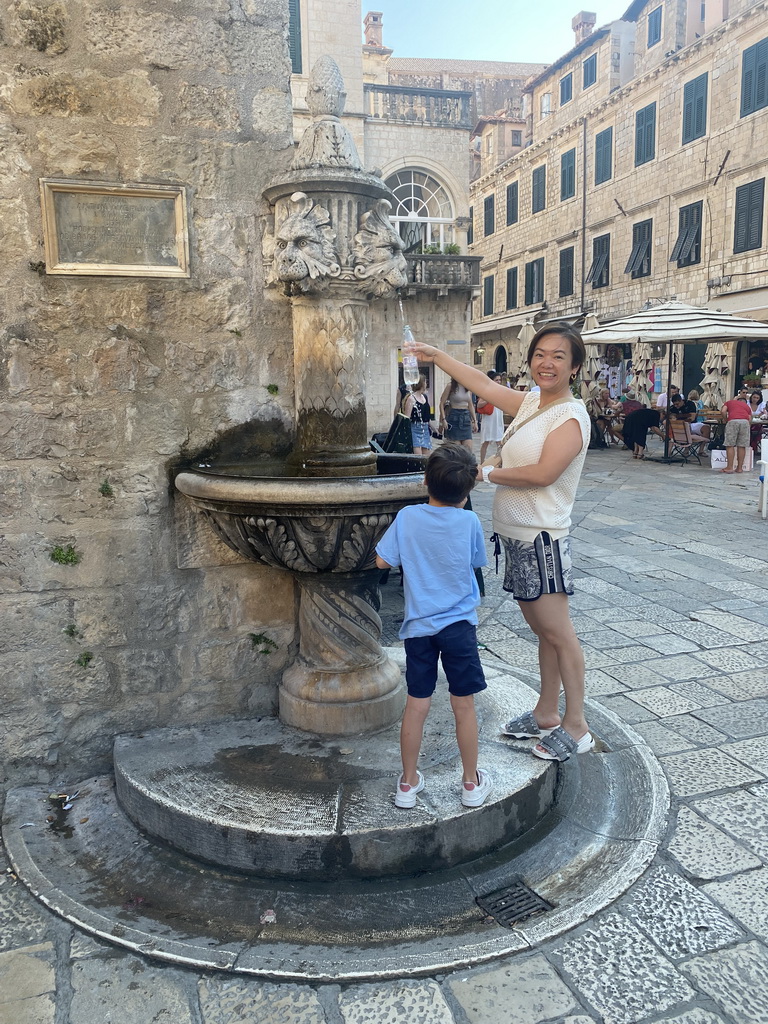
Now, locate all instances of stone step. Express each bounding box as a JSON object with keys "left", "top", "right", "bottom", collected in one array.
[{"left": 113, "top": 672, "right": 556, "bottom": 880}]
